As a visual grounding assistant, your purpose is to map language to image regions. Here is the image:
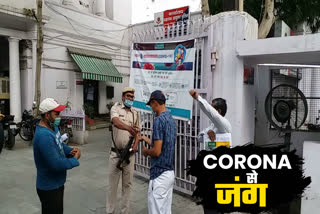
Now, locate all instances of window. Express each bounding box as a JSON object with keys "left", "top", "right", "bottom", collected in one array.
[{"left": 106, "top": 86, "right": 114, "bottom": 99}]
